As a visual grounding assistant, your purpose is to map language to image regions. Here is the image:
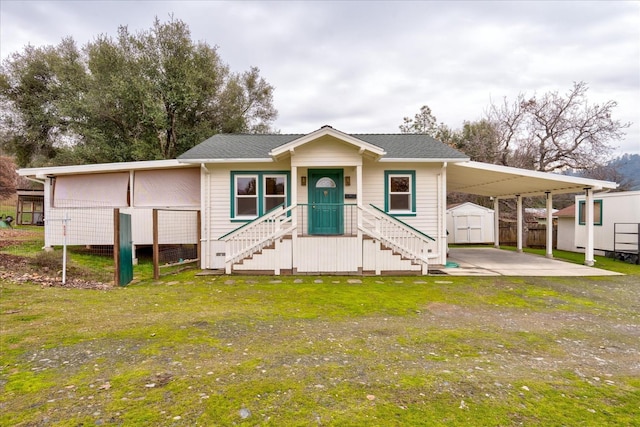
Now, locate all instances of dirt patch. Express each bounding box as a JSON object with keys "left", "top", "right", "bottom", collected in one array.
[{"left": 0, "top": 229, "right": 112, "bottom": 290}]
